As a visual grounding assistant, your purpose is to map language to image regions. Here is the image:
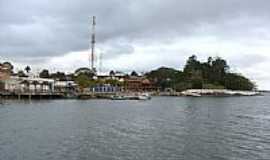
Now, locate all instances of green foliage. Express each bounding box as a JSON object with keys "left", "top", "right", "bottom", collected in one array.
[
  {"left": 39, "top": 69, "right": 50, "bottom": 78},
  {"left": 17, "top": 70, "right": 28, "bottom": 77},
  {"left": 191, "top": 79, "right": 203, "bottom": 89},
  {"left": 203, "top": 83, "right": 225, "bottom": 89},
  {"left": 75, "top": 67, "right": 95, "bottom": 79},
  {"left": 75, "top": 74, "right": 93, "bottom": 91},
  {"left": 109, "top": 70, "right": 115, "bottom": 76},
  {"left": 51, "top": 72, "right": 66, "bottom": 81},
  {"left": 146, "top": 67, "right": 185, "bottom": 89},
  {"left": 131, "top": 71, "right": 139, "bottom": 77},
  {"left": 224, "top": 73, "right": 255, "bottom": 90},
  {"left": 25, "top": 66, "right": 31, "bottom": 73},
  {"left": 174, "top": 82, "right": 192, "bottom": 91},
  {"left": 146, "top": 55, "right": 255, "bottom": 91},
  {"left": 3, "top": 62, "right": 14, "bottom": 72}
]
